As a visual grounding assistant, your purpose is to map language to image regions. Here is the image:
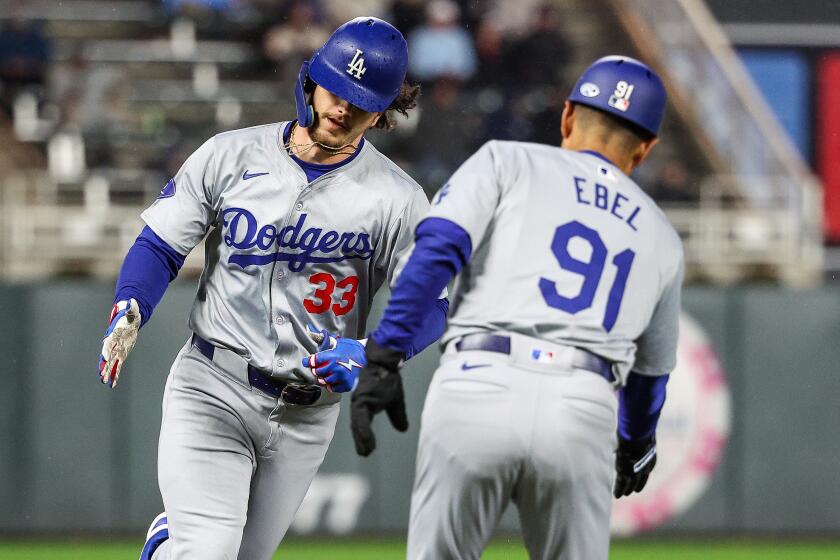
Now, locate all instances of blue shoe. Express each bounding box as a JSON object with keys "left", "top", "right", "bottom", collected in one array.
[{"left": 139, "top": 512, "right": 169, "bottom": 560}]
